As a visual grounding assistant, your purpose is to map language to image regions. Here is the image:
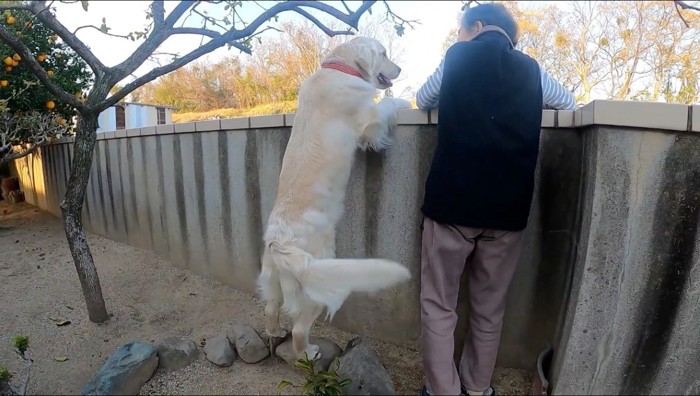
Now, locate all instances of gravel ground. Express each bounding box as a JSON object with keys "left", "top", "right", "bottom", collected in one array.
[{"left": 0, "top": 201, "right": 531, "bottom": 395}]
